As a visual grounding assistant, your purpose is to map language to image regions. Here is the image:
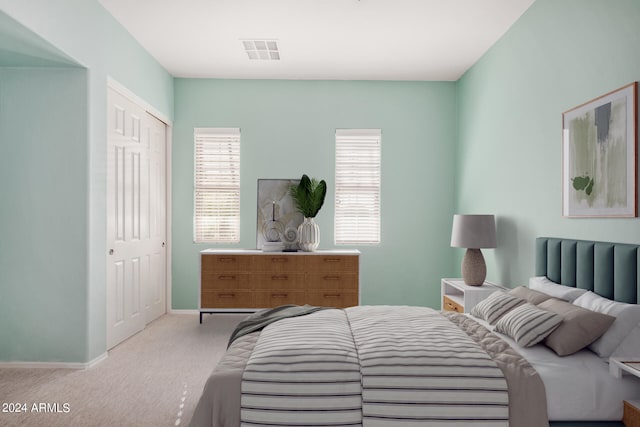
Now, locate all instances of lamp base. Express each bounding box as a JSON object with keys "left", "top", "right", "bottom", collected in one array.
[{"left": 461, "top": 248, "right": 486, "bottom": 286}]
